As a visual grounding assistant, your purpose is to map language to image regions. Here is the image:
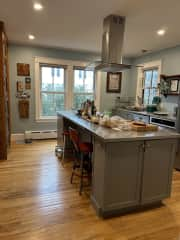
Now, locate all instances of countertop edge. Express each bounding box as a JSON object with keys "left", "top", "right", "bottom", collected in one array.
[{"left": 57, "top": 111, "right": 180, "bottom": 142}]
